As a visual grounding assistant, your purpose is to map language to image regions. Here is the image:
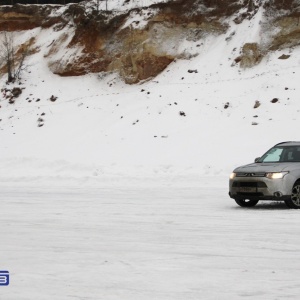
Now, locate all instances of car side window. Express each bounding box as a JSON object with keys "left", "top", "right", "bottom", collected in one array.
[
  {"left": 286, "top": 151, "right": 294, "bottom": 161},
  {"left": 282, "top": 148, "right": 300, "bottom": 161}
]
